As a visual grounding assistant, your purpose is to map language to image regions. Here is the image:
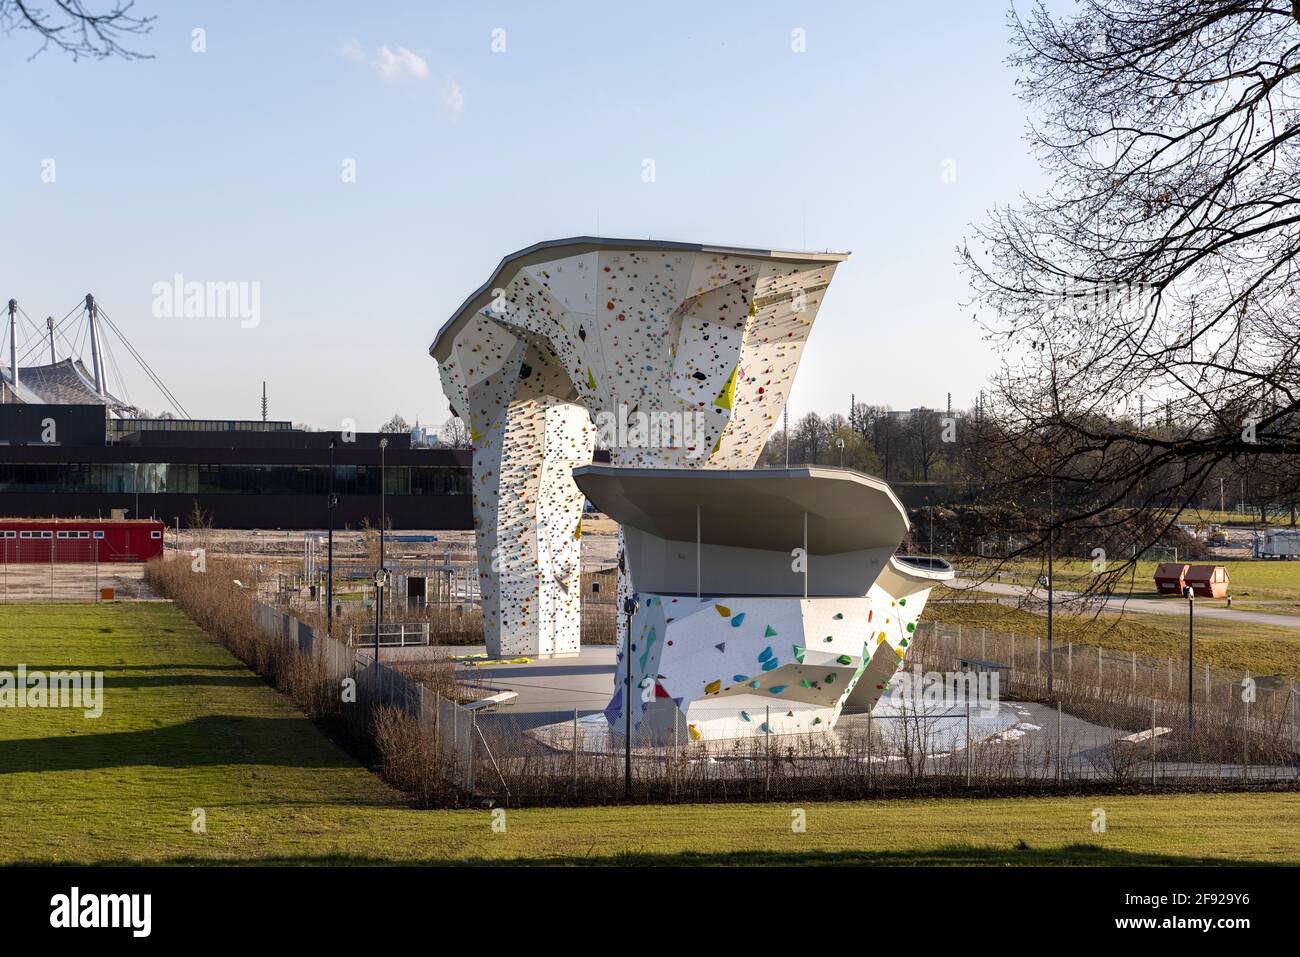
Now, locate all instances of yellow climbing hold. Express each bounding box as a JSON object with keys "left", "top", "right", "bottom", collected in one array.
[
  {"left": 688, "top": 724, "right": 702, "bottom": 741},
  {"left": 715, "top": 604, "right": 732, "bottom": 617},
  {"left": 573, "top": 517, "right": 583, "bottom": 540},
  {"left": 704, "top": 678, "right": 721, "bottom": 694},
  {"left": 586, "top": 367, "right": 597, "bottom": 391},
  {"left": 713, "top": 364, "right": 738, "bottom": 411}
]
